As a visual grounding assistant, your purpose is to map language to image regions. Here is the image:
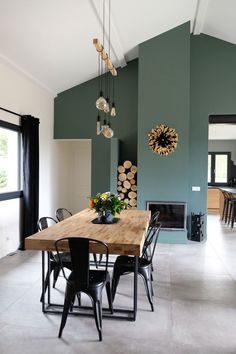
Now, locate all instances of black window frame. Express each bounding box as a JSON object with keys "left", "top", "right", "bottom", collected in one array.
[
  {"left": 208, "top": 151, "right": 230, "bottom": 186},
  {"left": 0, "top": 119, "right": 23, "bottom": 201}
]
